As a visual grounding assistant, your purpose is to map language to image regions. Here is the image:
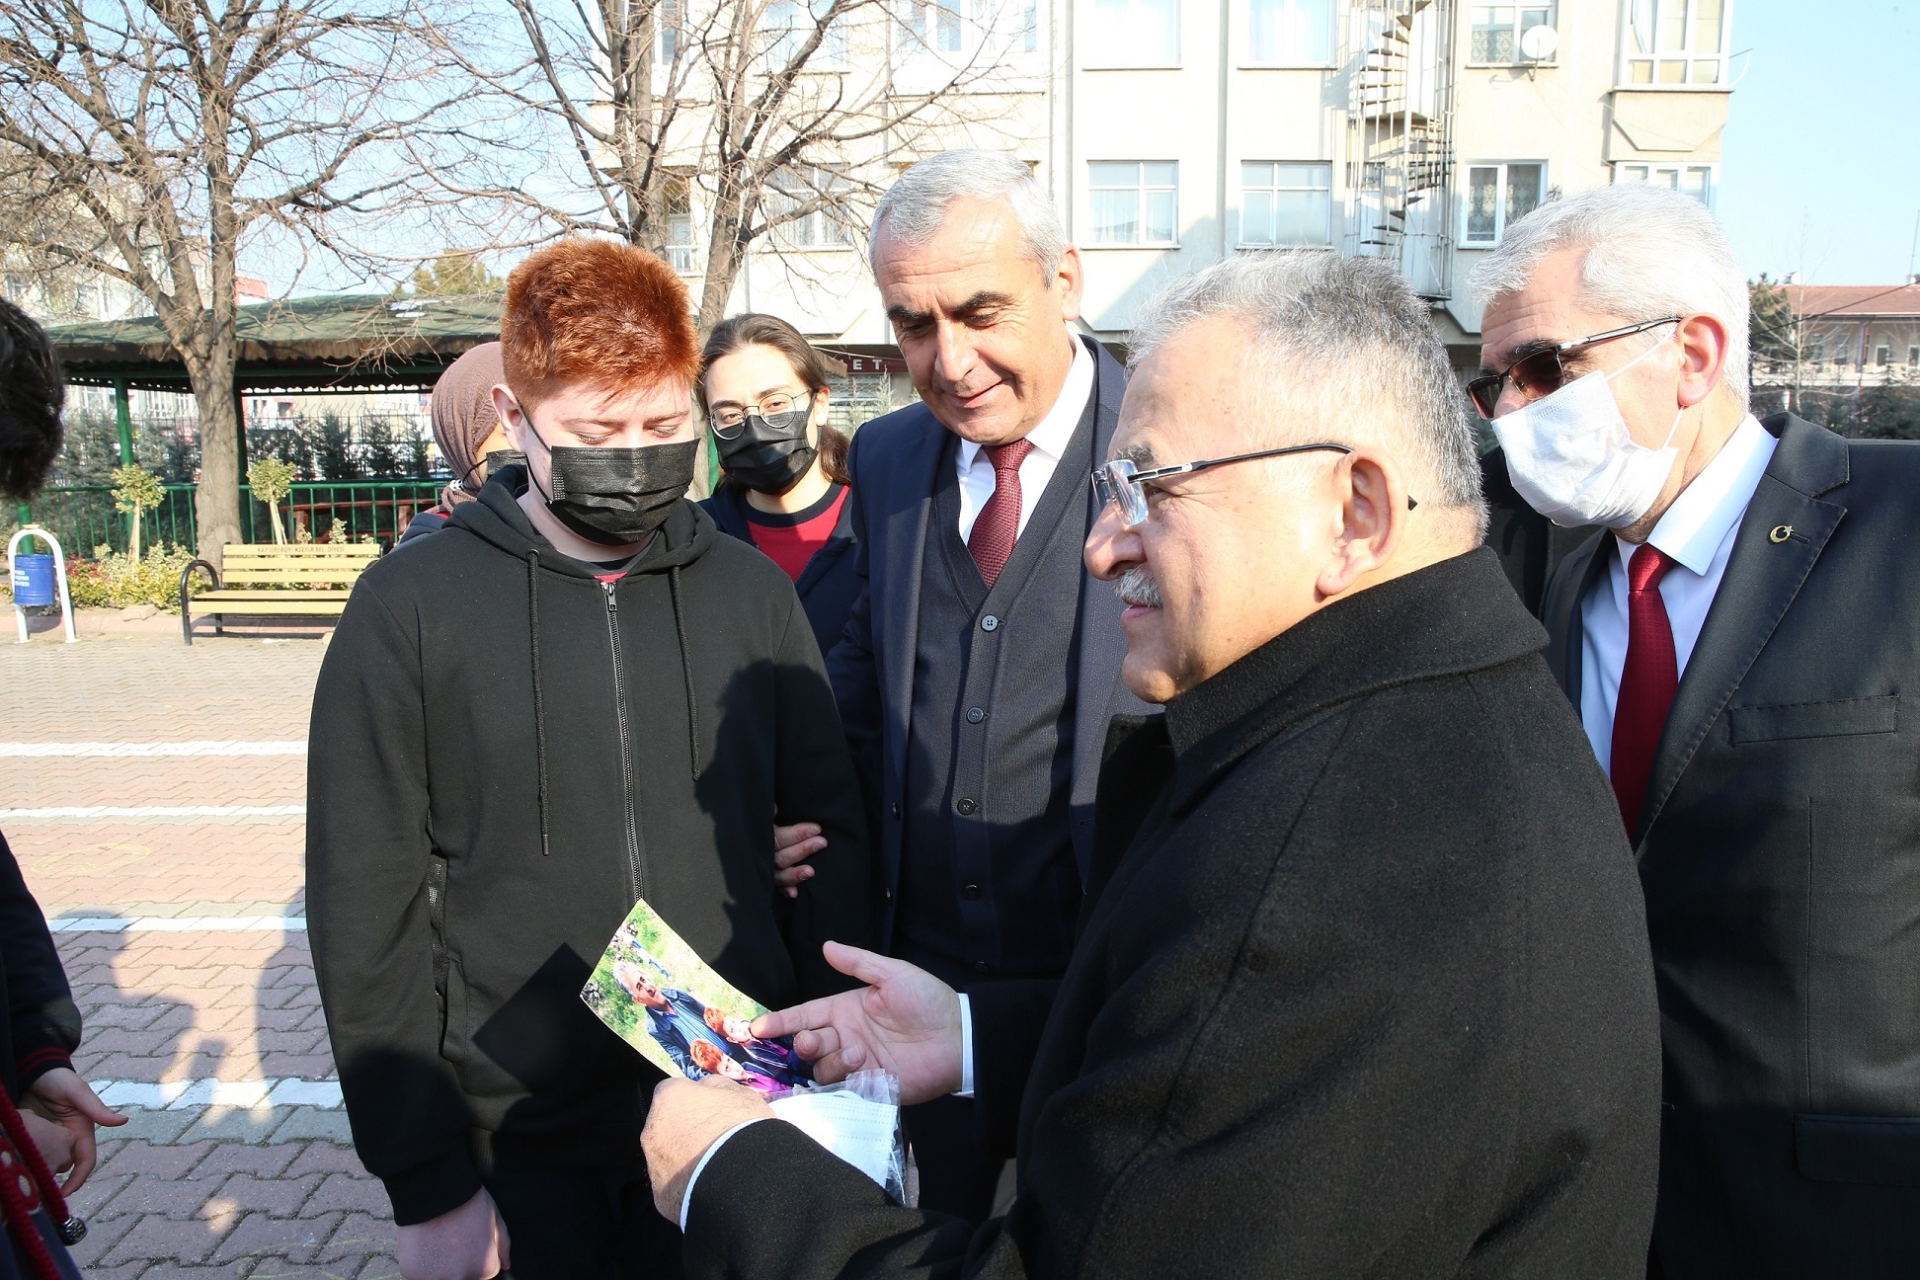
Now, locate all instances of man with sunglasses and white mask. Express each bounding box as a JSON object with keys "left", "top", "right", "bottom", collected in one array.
[
  {"left": 641, "top": 250, "right": 1662, "bottom": 1279},
  {"left": 1474, "top": 184, "right": 1920, "bottom": 1280}
]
